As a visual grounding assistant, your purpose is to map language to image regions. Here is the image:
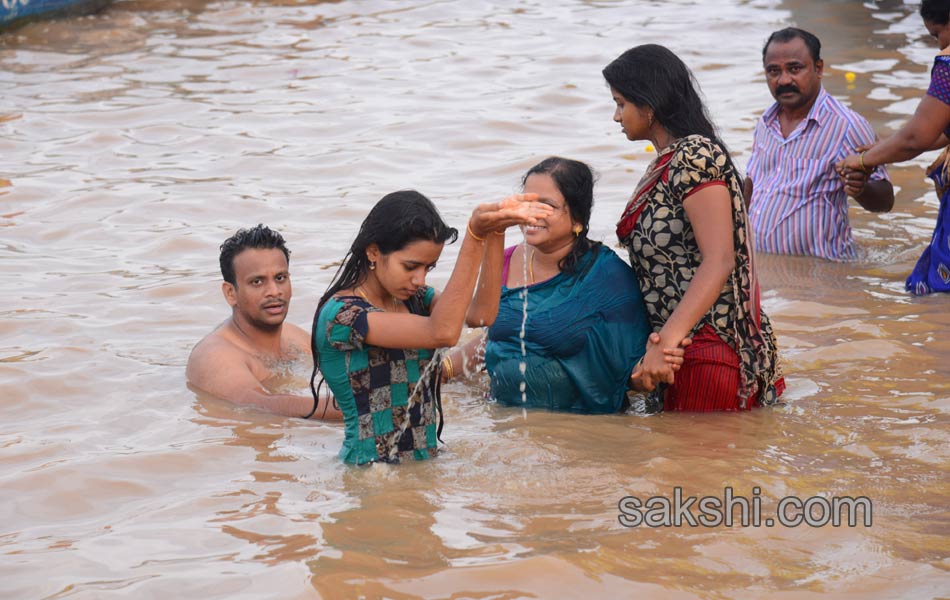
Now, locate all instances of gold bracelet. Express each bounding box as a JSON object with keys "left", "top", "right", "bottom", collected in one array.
[
  {"left": 859, "top": 151, "right": 870, "bottom": 173},
  {"left": 466, "top": 221, "right": 485, "bottom": 242},
  {"left": 442, "top": 356, "right": 454, "bottom": 380}
]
